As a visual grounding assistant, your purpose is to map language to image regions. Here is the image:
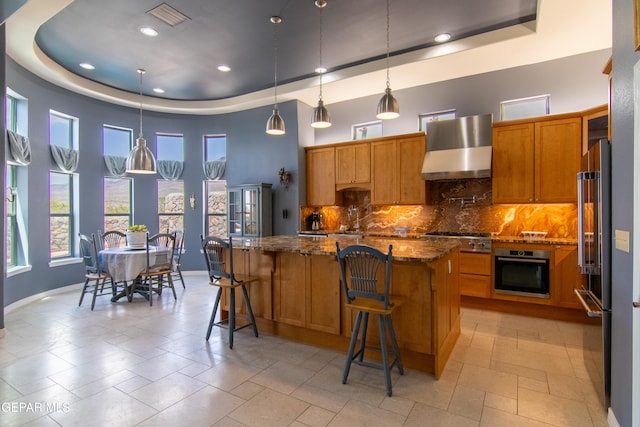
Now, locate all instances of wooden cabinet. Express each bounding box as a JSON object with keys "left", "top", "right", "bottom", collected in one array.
[
  {"left": 371, "top": 134, "right": 426, "bottom": 205},
  {"left": 335, "top": 143, "right": 370, "bottom": 189},
  {"left": 306, "top": 146, "right": 340, "bottom": 206},
  {"left": 459, "top": 252, "right": 491, "bottom": 298},
  {"left": 492, "top": 115, "right": 581, "bottom": 203},
  {"left": 553, "top": 245, "right": 586, "bottom": 309},
  {"left": 273, "top": 252, "right": 341, "bottom": 334}
]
